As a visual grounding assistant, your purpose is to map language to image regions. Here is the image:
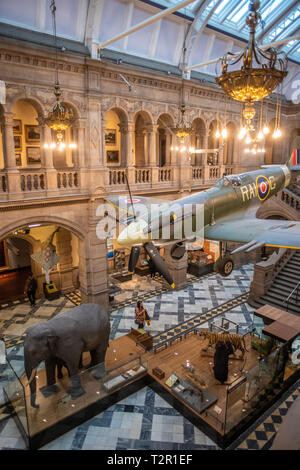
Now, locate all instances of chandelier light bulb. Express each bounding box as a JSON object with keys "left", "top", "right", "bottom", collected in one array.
[
  {"left": 263, "top": 125, "right": 270, "bottom": 135},
  {"left": 175, "top": 146, "right": 179, "bottom": 151},
  {"left": 50, "top": 143, "right": 56, "bottom": 149},
  {"left": 44, "top": 143, "right": 49, "bottom": 149},
  {"left": 171, "top": 146, "right": 174, "bottom": 151},
  {"left": 257, "top": 131, "right": 264, "bottom": 140},
  {"left": 245, "top": 149, "right": 250, "bottom": 153},
  {"left": 215, "top": 130, "right": 221, "bottom": 138},
  {"left": 252, "top": 149, "right": 256, "bottom": 154},
  {"left": 221, "top": 128, "right": 228, "bottom": 139},
  {"left": 246, "top": 135, "right": 251, "bottom": 144}
]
